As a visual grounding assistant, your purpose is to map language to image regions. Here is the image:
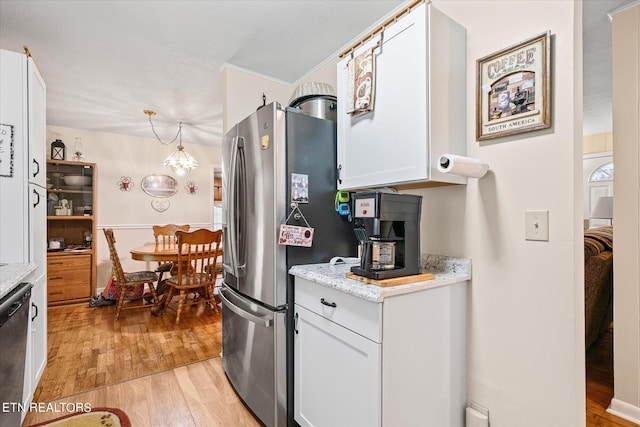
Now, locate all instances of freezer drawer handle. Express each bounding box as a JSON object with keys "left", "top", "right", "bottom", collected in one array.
[
  {"left": 320, "top": 298, "right": 337, "bottom": 308},
  {"left": 219, "top": 289, "right": 273, "bottom": 328}
]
